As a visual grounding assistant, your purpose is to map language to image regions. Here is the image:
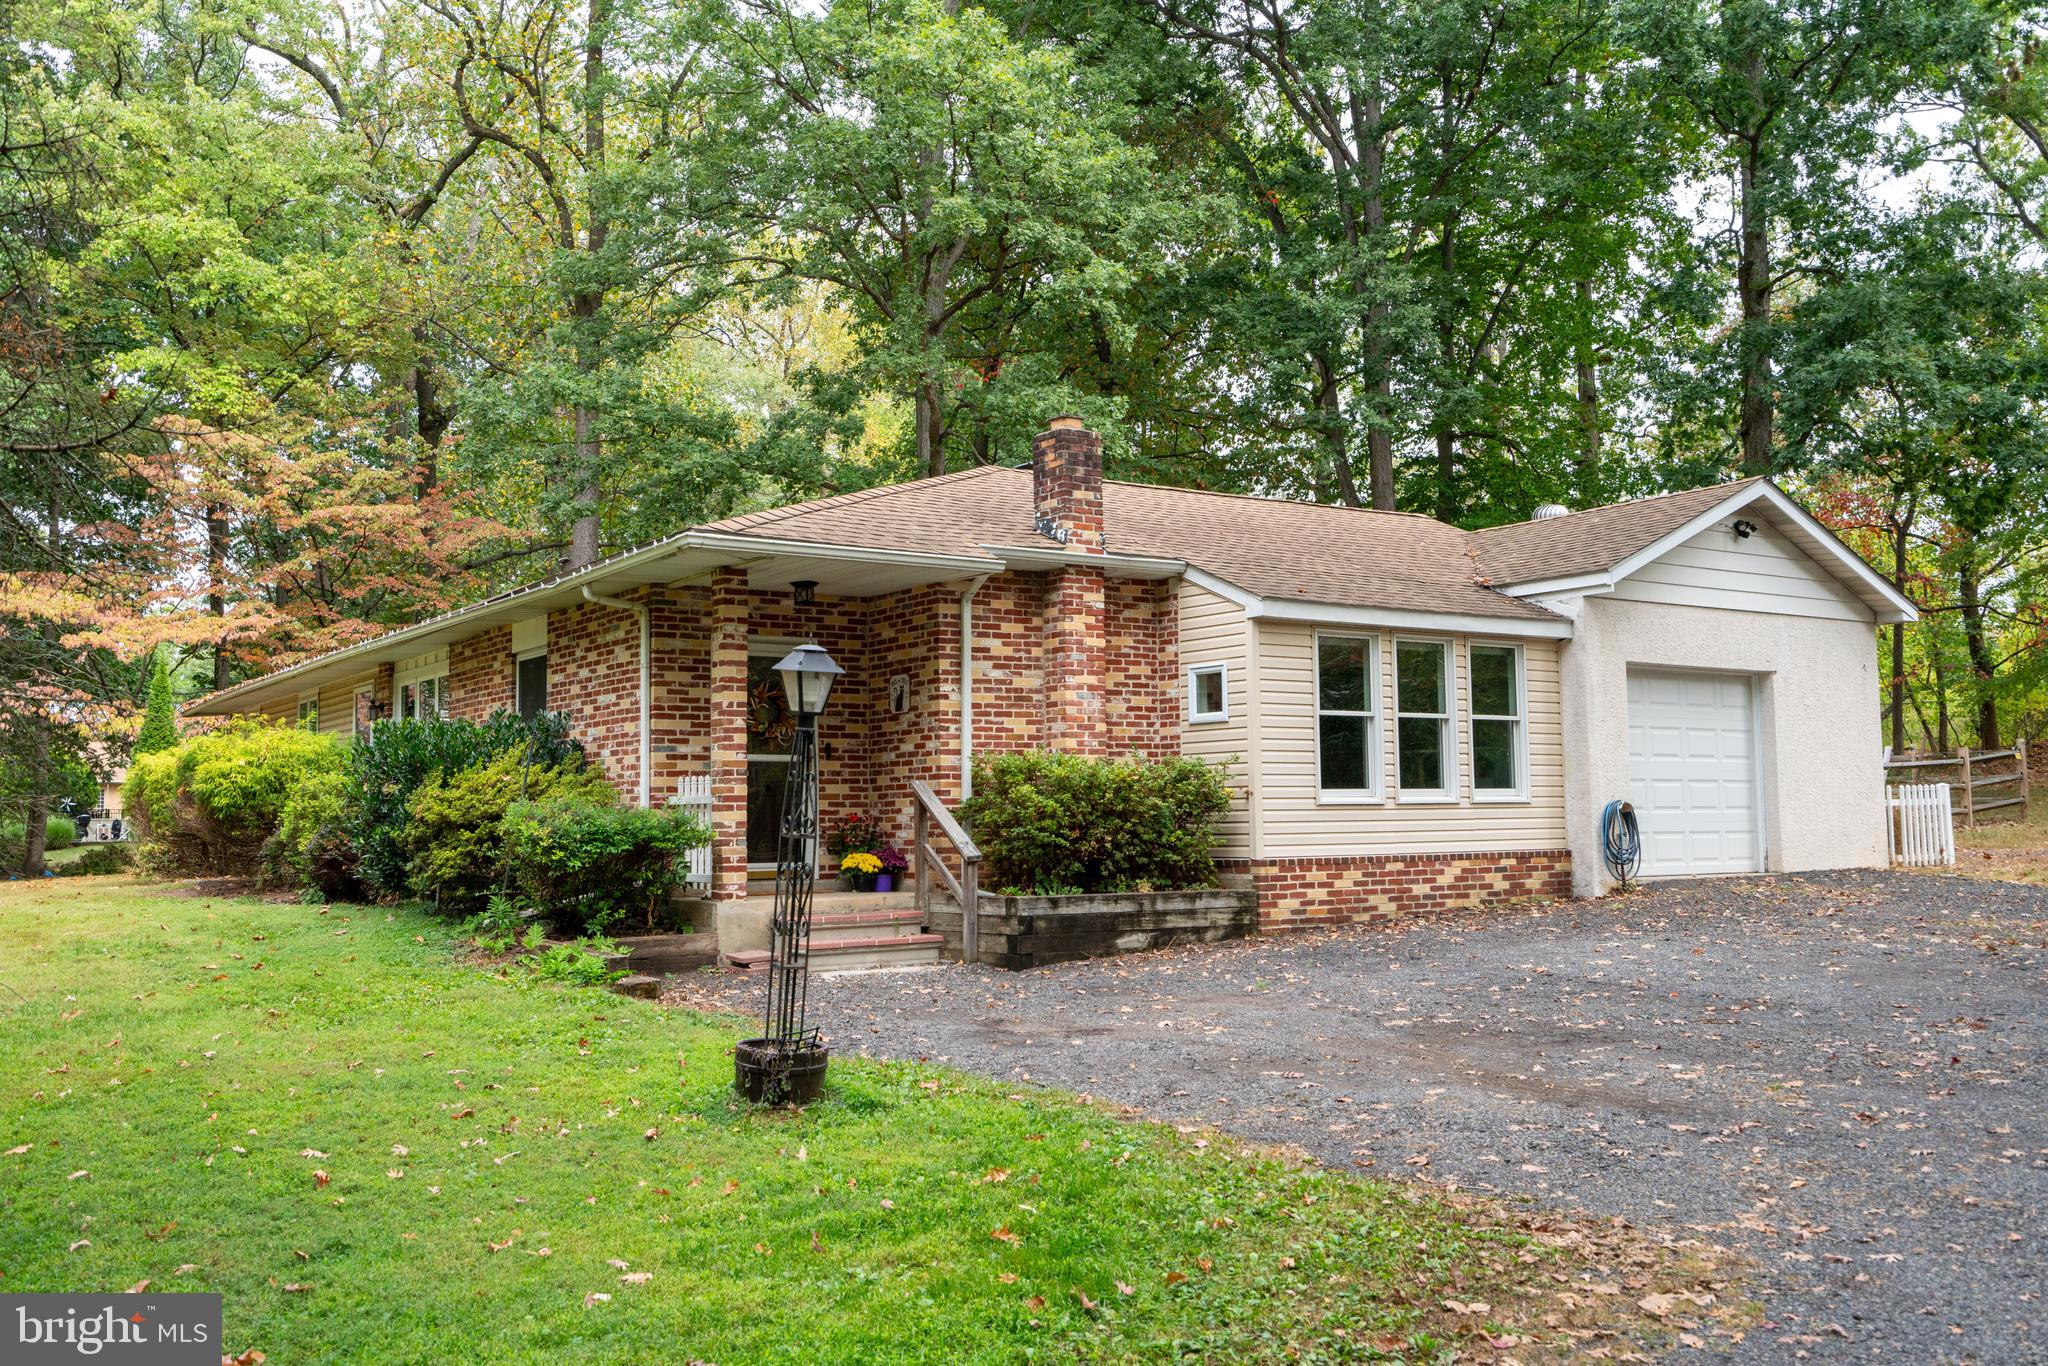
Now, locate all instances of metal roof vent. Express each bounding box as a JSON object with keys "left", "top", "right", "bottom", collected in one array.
[{"left": 1531, "top": 502, "right": 1571, "bottom": 520}]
